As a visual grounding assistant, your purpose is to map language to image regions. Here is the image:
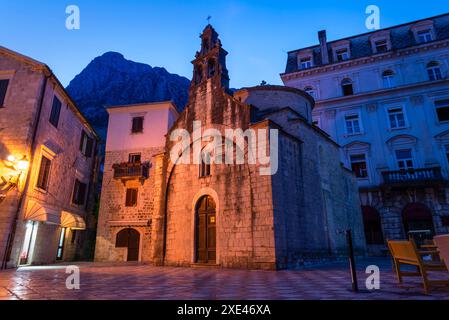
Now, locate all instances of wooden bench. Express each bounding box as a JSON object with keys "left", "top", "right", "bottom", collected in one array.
[{"left": 388, "top": 240, "right": 449, "bottom": 294}]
